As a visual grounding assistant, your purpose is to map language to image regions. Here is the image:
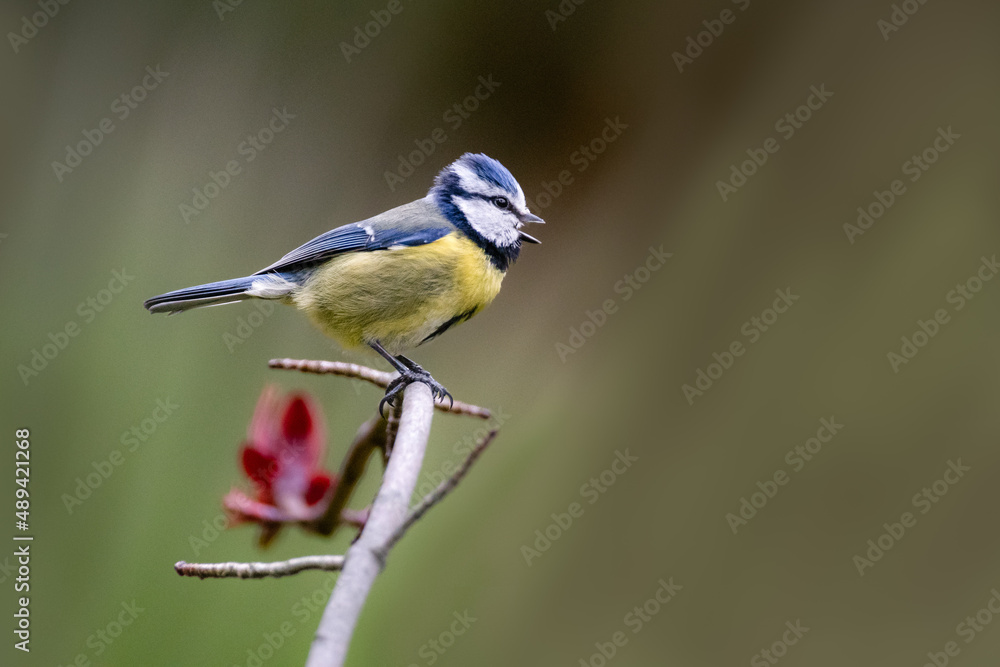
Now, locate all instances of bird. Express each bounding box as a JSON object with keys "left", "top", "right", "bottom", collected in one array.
[{"left": 144, "top": 152, "right": 543, "bottom": 415}]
